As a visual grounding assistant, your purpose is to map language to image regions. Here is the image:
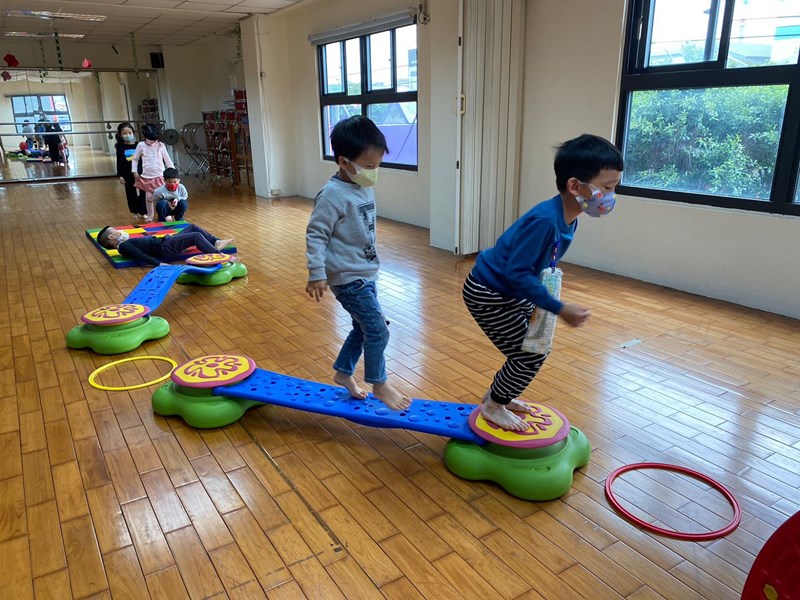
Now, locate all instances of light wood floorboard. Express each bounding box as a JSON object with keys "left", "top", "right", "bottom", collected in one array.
[{"left": 0, "top": 178, "right": 797, "bottom": 599}]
